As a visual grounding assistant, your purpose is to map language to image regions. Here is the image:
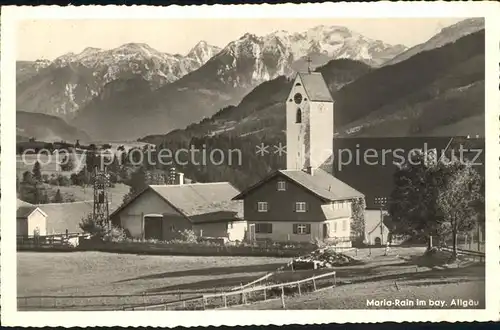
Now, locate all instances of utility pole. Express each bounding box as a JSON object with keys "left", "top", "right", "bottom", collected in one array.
[
  {"left": 93, "top": 166, "right": 110, "bottom": 229},
  {"left": 374, "top": 197, "right": 388, "bottom": 245}
]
